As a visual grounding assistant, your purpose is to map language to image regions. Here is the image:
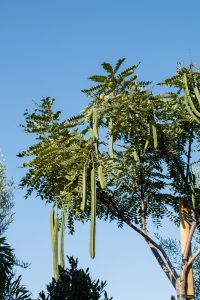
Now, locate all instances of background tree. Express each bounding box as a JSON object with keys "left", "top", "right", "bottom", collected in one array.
[
  {"left": 19, "top": 59, "right": 200, "bottom": 300},
  {"left": 0, "top": 158, "right": 14, "bottom": 235},
  {"left": 0, "top": 158, "right": 31, "bottom": 300},
  {"left": 38, "top": 256, "right": 112, "bottom": 300}
]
